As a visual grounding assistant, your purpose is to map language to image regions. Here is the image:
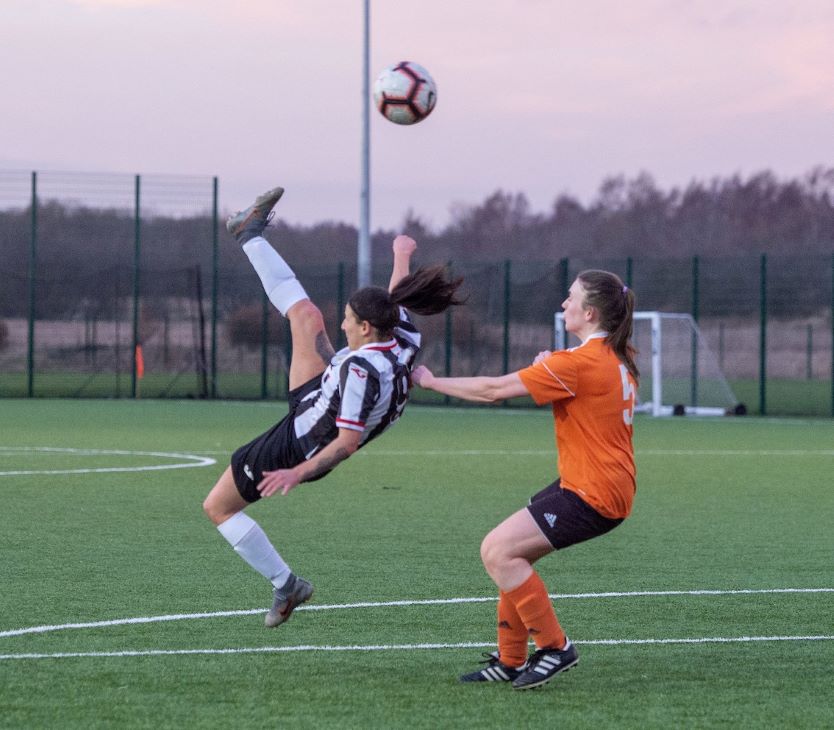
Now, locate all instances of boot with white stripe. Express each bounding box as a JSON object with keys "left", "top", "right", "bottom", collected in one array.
[
  {"left": 511, "top": 640, "right": 579, "bottom": 690},
  {"left": 459, "top": 651, "right": 527, "bottom": 683}
]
